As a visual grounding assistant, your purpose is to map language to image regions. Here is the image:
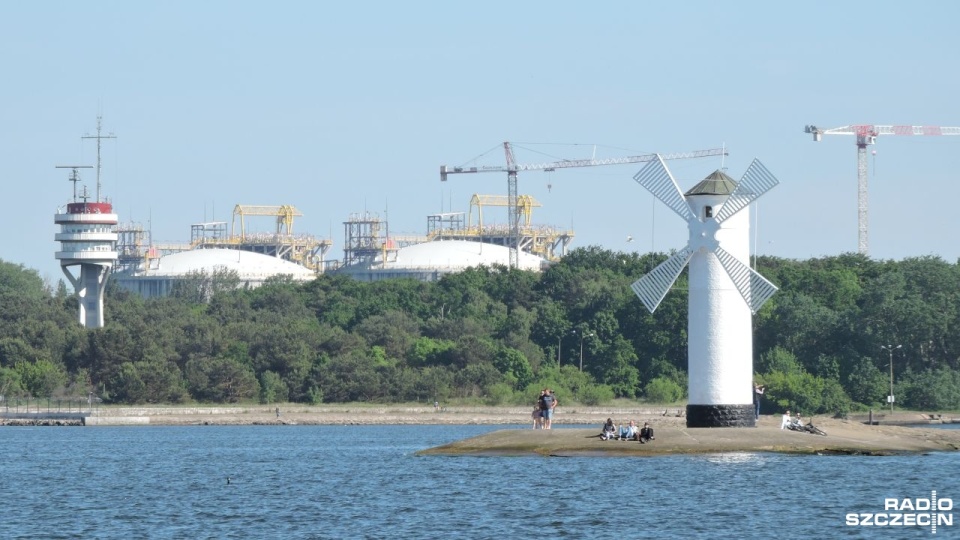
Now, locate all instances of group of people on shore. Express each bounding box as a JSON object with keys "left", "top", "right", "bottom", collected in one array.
[
  {"left": 780, "top": 409, "right": 805, "bottom": 430},
  {"left": 599, "top": 418, "right": 654, "bottom": 443},
  {"left": 531, "top": 389, "right": 558, "bottom": 429}
]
